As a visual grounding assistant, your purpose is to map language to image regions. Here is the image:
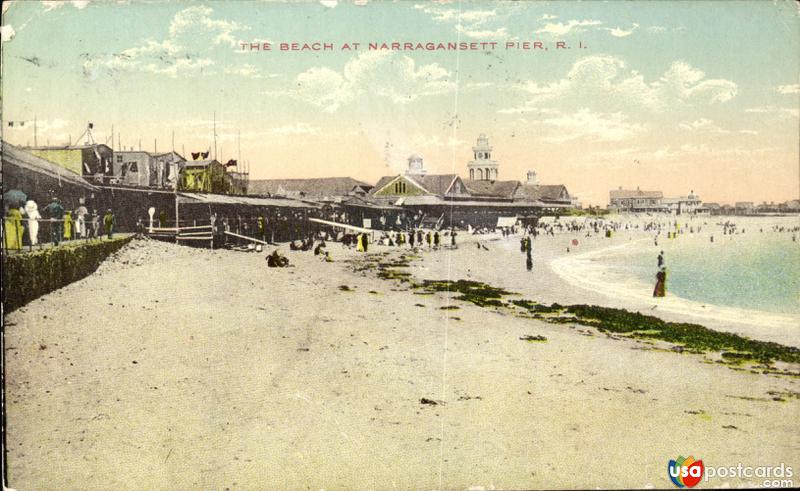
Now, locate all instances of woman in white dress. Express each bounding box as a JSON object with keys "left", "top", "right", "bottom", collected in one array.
[{"left": 24, "top": 200, "right": 41, "bottom": 246}]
